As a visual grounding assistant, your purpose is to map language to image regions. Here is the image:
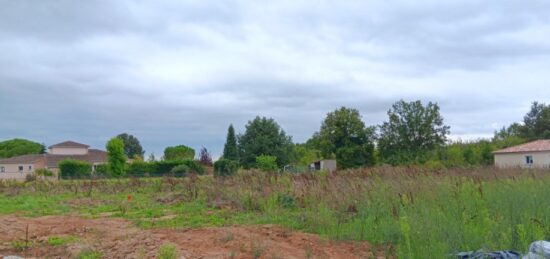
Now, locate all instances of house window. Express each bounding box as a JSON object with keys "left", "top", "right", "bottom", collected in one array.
[
  {"left": 28, "top": 165, "right": 32, "bottom": 171},
  {"left": 18, "top": 166, "right": 24, "bottom": 172},
  {"left": 525, "top": 155, "right": 534, "bottom": 166},
  {"left": 0, "top": 166, "right": 4, "bottom": 173}
]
